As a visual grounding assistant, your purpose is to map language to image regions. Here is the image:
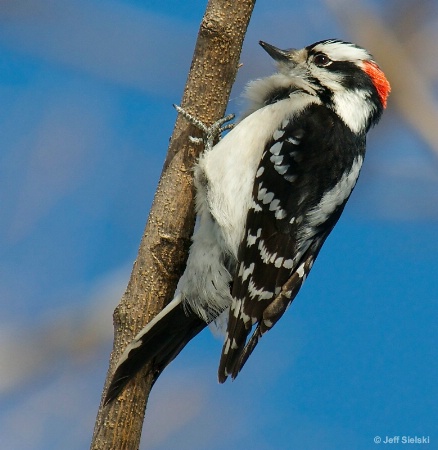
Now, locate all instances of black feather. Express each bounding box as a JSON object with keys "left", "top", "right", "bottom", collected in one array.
[
  {"left": 104, "top": 301, "right": 206, "bottom": 405},
  {"left": 218, "top": 104, "right": 365, "bottom": 382}
]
